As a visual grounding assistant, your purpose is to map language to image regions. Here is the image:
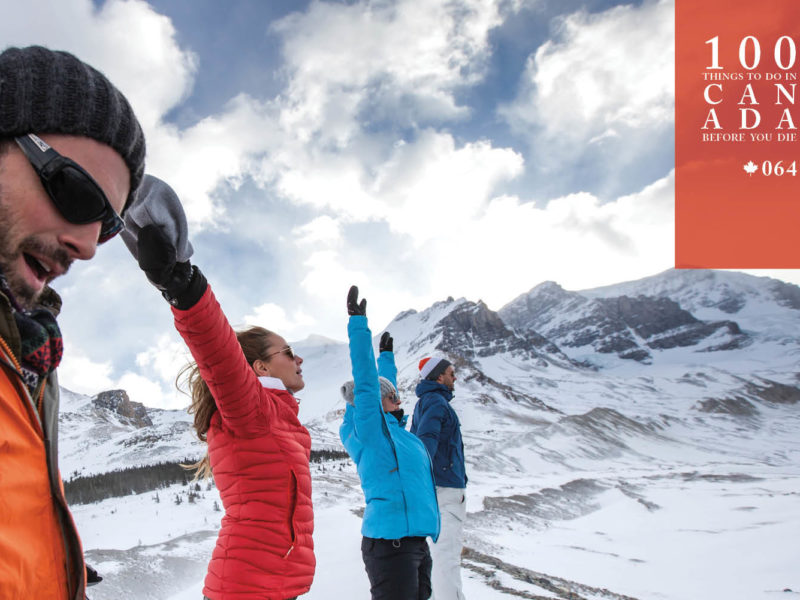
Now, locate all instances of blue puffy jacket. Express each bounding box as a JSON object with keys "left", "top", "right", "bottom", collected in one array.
[
  {"left": 411, "top": 379, "right": 467, "bottom": 488},
  {"left": 340, "top": 315, "right": 440, "bottom": 541}
]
